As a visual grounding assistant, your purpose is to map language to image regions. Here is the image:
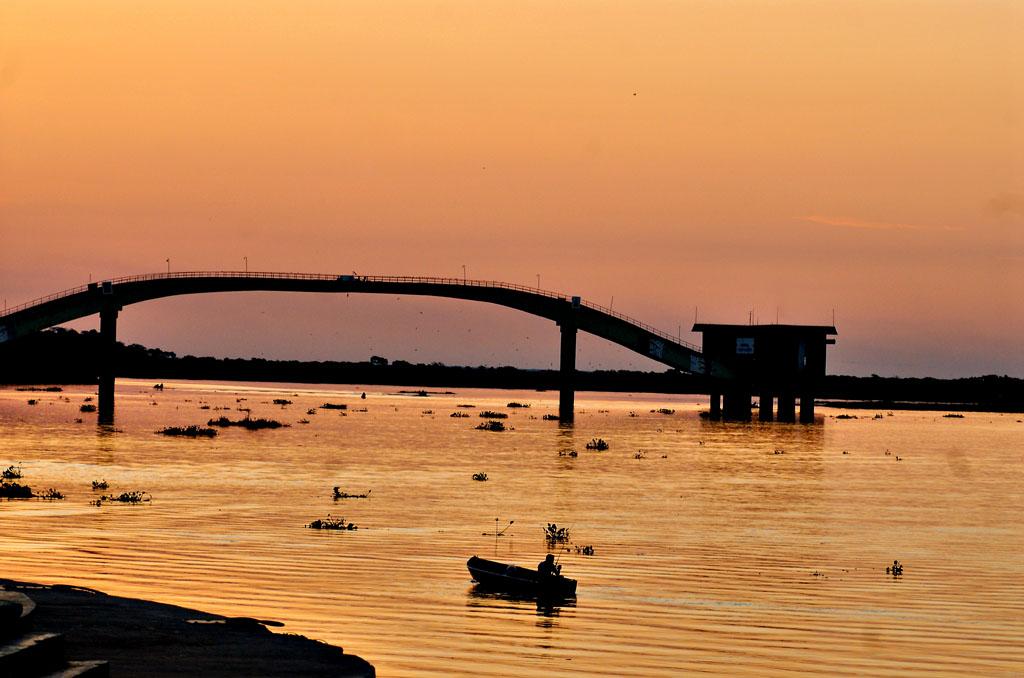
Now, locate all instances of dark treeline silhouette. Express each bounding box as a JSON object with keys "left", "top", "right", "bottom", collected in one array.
[{"left": 1, "top": 328, "right": 1022, "bottom": 410}]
